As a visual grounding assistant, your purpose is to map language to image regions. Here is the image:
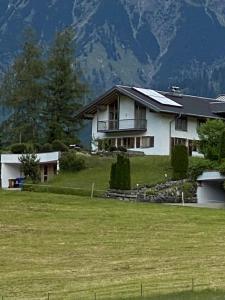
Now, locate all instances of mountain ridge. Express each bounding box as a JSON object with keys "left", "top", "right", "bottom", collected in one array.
[{"left": 1, "top": 0, "right": 225, "bottom": 100}]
